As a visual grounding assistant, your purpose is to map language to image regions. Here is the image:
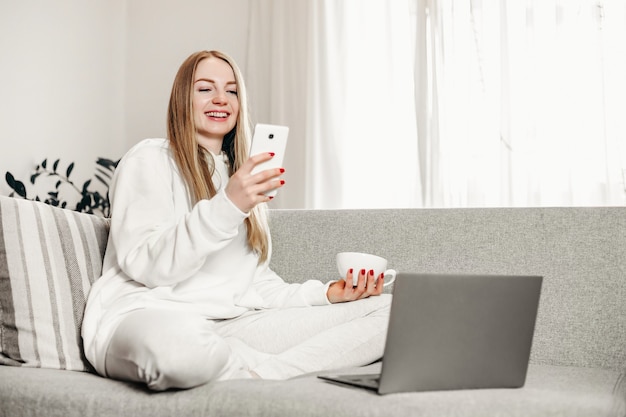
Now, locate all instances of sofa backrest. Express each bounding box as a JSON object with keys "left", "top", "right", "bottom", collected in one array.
[
  {"left": 2, "top": 195, "right": 623, "bottom": 374},
  {"left": 267, "top": 207, "right": 626, "bottom": 371}
]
